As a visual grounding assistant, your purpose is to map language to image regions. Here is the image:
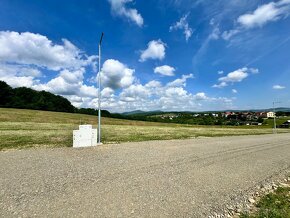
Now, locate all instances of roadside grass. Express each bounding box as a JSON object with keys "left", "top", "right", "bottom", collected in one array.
[
  {"left": 1, "top": 108, "right": 290, "bottom": 150},
  {"left": 240, "top": 187, "right": 290, "bottom": 218}
]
